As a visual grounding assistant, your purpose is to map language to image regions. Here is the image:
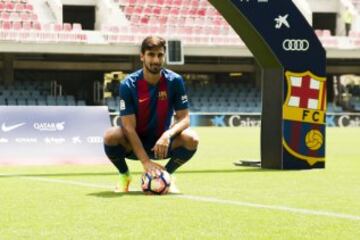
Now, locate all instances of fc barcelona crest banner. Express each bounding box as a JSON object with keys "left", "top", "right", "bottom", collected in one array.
[{"left": 283, "top": 71, "right": 326, "bottom": 166}]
